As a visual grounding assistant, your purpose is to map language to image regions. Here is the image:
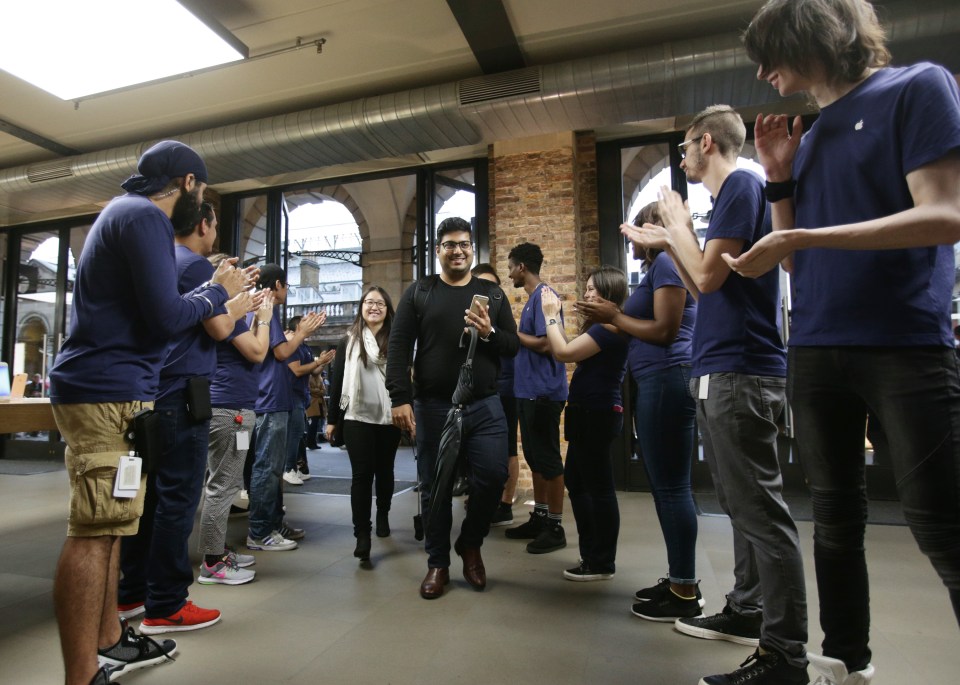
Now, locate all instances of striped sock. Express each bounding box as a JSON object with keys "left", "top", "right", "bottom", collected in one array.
[
  {"left": 547, "top": 512, "right": 562, "bottom": 527},
  {"left": 534, "top": 503, "right": 548, "bottom": 519}
]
